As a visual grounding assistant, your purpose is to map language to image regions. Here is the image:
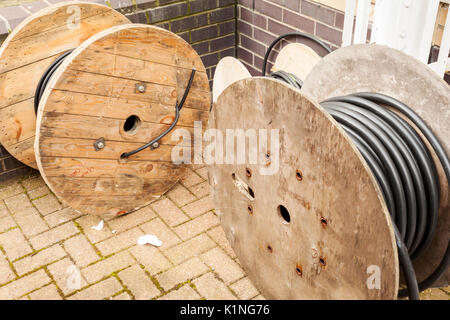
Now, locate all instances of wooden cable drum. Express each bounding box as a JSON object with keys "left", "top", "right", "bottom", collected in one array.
[
  {"left": 0, "top": 1, "right": 130, "bottom": 169},
  {"left": 272, "top": 43, "right": 321, "bottom": 83},
  {"left": 302, "top": 44, "right": 449, "bottom": 288},
  {"left": 212, "top": 56, "right": 251, "bottom": 103},
  {"left": 34, "top": 24, "right": 210, "bottom": 216},
  {"left": 208, "top": 77, "right": 399, "bottom": 299}
]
